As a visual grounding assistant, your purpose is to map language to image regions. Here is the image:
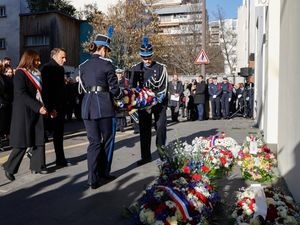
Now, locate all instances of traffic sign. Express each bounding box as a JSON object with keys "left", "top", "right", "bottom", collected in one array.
[{"left": 195, "top": 49, "right": 209, "bottom": 64}]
